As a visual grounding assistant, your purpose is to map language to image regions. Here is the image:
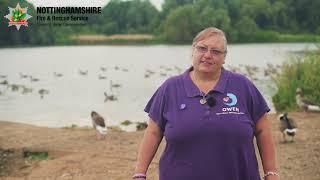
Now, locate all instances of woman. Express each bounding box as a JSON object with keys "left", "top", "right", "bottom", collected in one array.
[{"left": 133, "top": 27, "right": 279, "bottom": 180}]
